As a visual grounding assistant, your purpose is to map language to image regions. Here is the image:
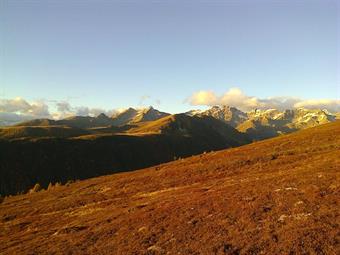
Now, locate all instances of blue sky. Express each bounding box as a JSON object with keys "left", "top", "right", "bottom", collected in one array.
[{"left": 0, "top": 0, "right": 339, "bottom": 116}]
